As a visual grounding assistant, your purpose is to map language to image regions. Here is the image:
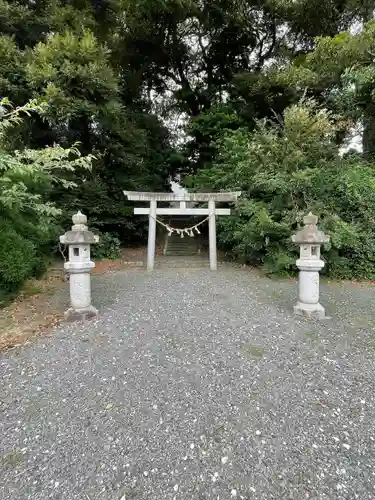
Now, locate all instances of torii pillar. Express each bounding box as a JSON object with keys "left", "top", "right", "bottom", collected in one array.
[{"left": 124, "top": 191, "right": 241, "bottom": 271}]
